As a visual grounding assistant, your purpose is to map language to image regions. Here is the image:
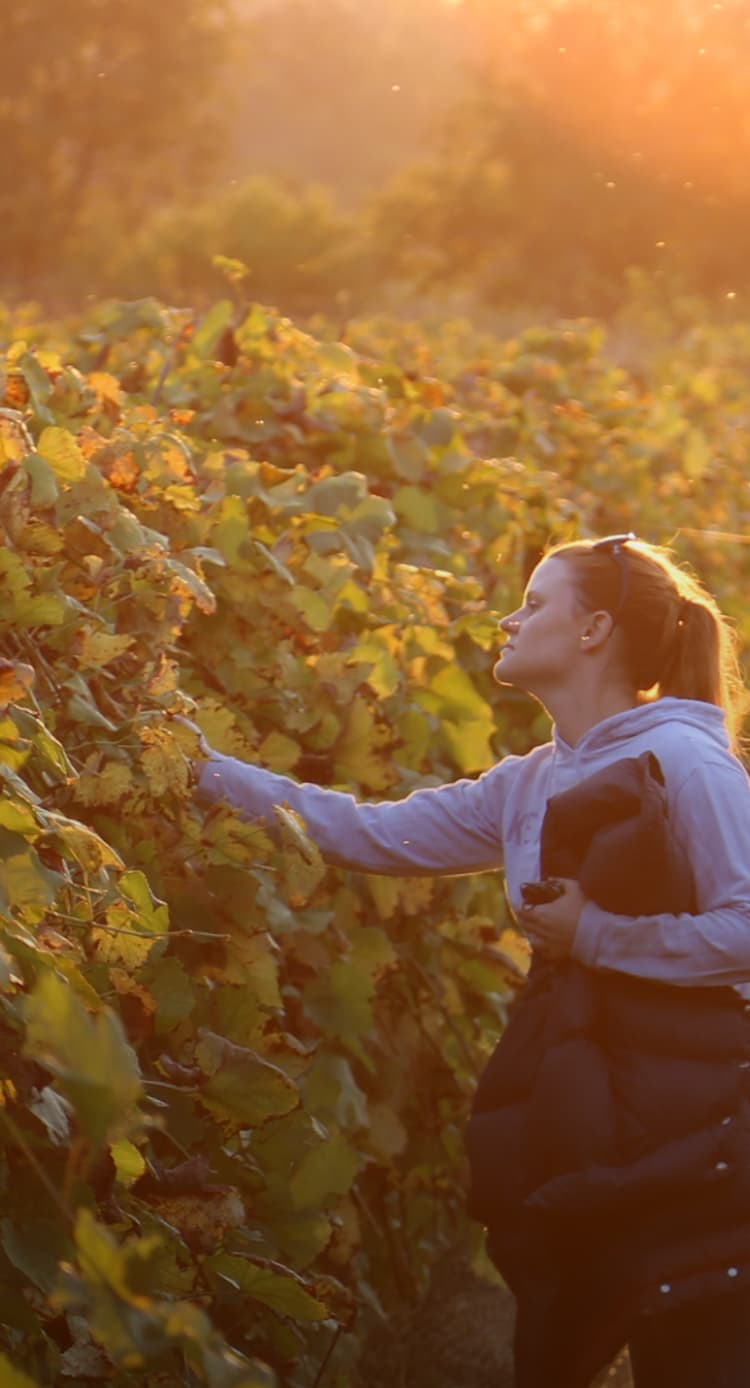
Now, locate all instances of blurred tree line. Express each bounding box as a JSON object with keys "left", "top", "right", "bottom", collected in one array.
[{"left": 3, "top": 0, "right": 750, "bottom": 319}]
